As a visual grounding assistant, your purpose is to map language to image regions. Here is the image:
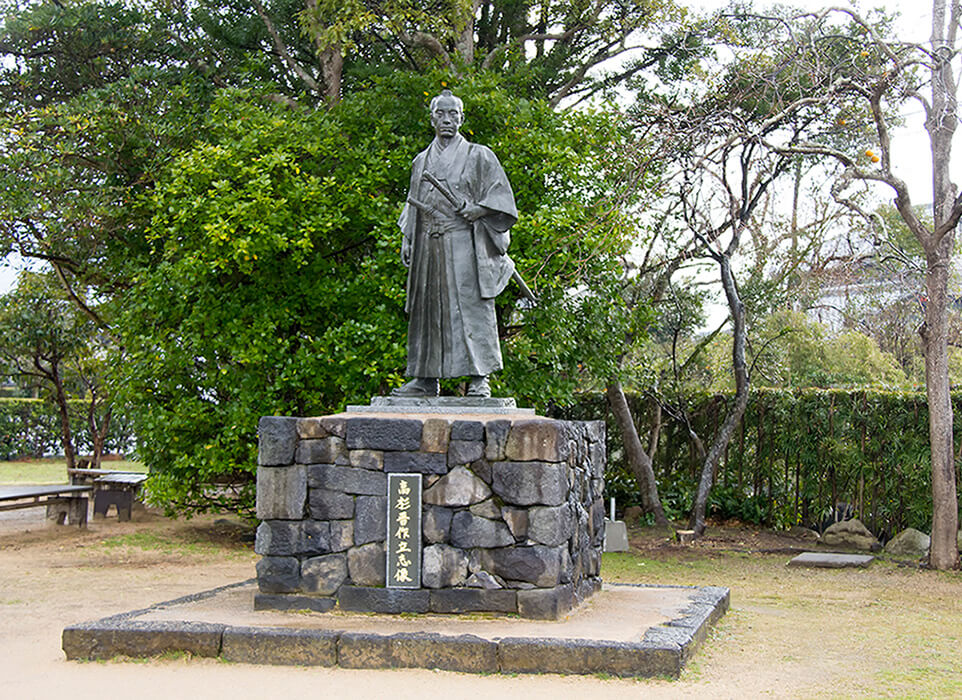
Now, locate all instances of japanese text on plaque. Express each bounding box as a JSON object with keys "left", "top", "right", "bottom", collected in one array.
[{"left": 387, "top": 473, "right": 422, "bottom": 588}]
